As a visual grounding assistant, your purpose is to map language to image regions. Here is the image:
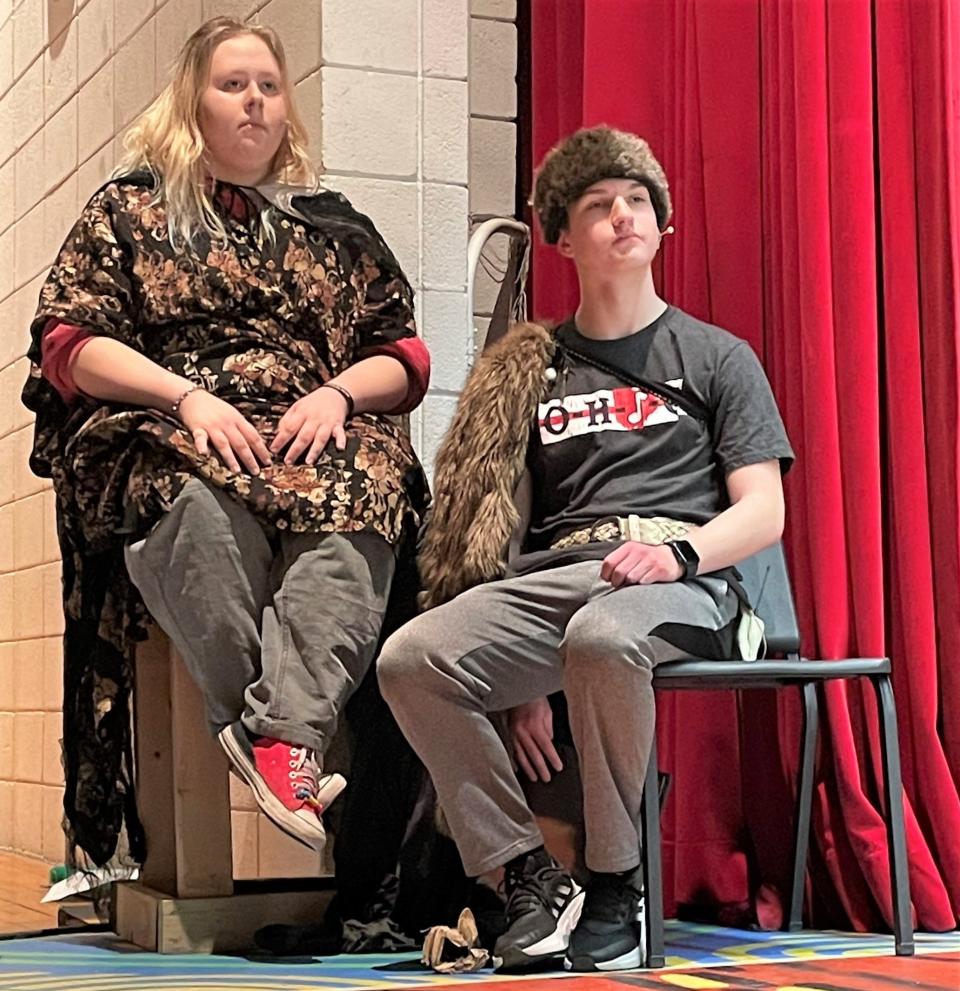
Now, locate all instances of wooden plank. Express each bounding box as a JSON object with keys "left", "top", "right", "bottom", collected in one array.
[
  {"left": 0, "top": 904, "right": 57, "bottom": 930},
  {"left": 169, "top": 648, "right": 233, "bottom": 897},
  {"left": 133, "top": 630, "right": 233, "bottom": 898},
  {"left": 134, "top": 628, "right": 178, "bottom": 895},
  {"left": 112, "top": 881, "right": 160, "bottom": 951},
  {"left": 114, "top": 881, "right": 335, "bottom": 954},
  {"left": 0, "top": 852, "right": 60, "bottom": 934}
]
